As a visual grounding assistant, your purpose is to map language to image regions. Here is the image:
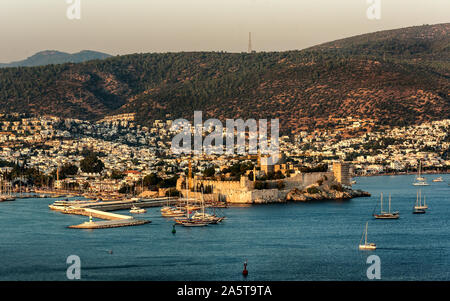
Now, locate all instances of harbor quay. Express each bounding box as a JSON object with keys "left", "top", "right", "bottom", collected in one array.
[{"left": 50, "top": 197, "right": 180, "bottom": 229}]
